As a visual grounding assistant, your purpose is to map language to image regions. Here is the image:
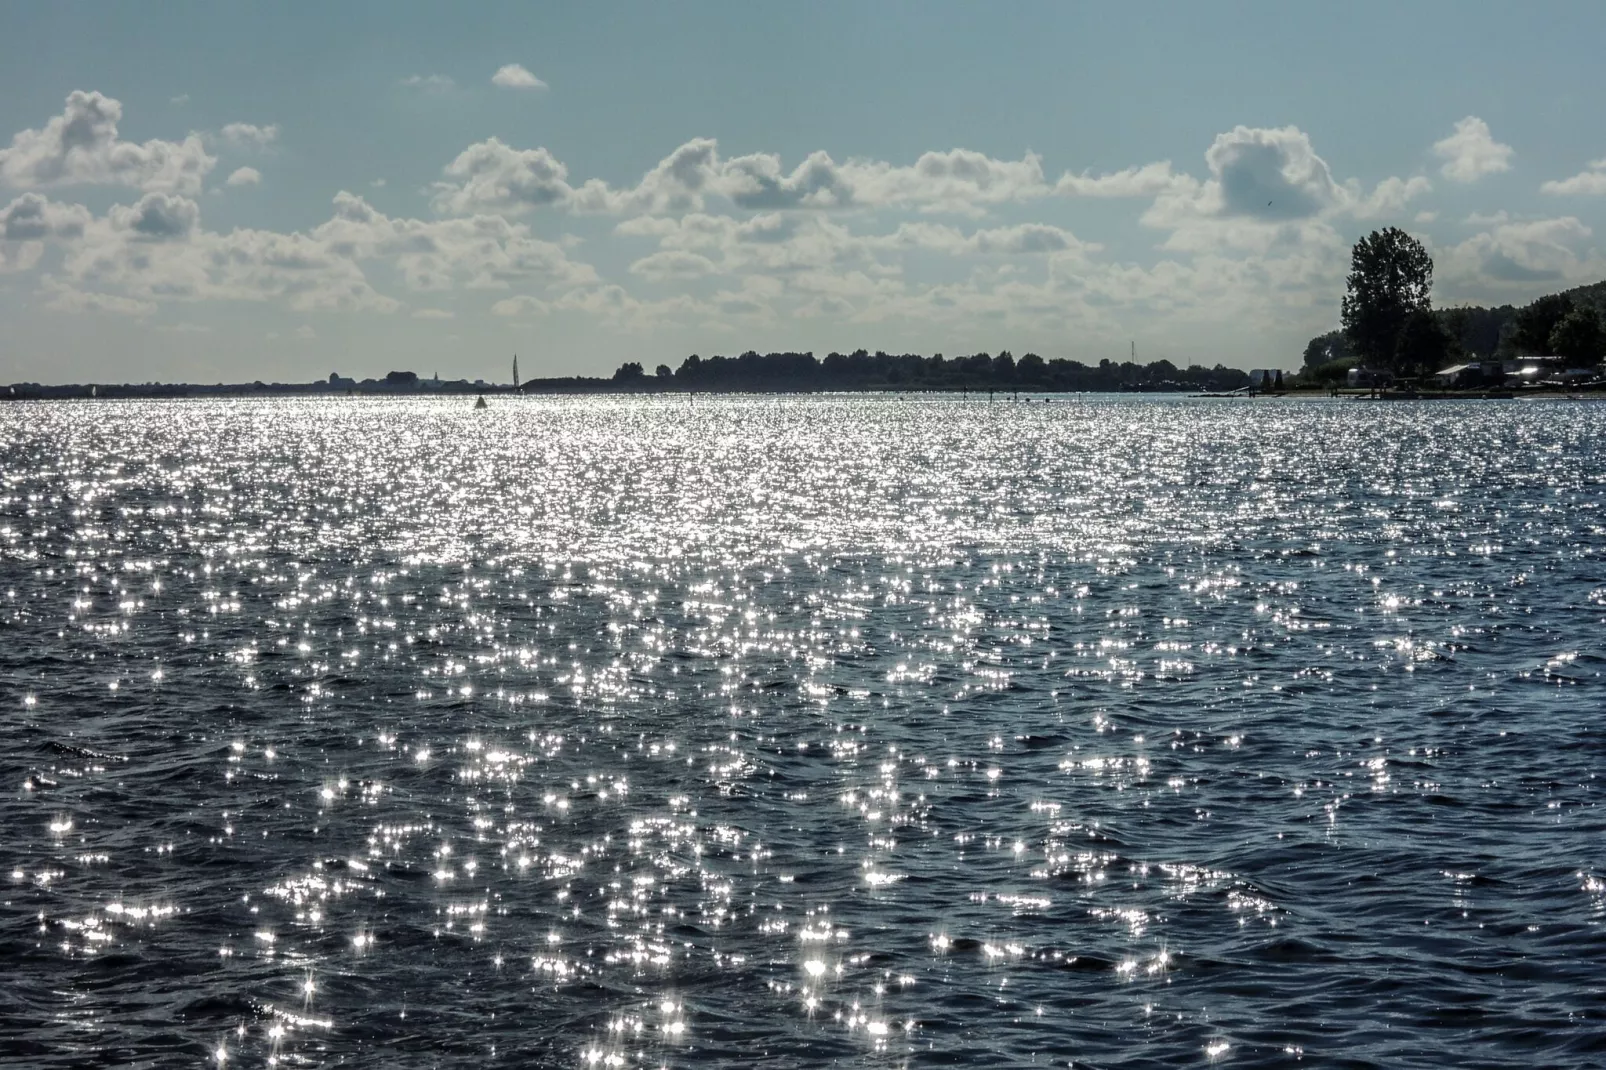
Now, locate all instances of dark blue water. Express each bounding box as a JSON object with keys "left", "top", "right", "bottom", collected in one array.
[{"left": 2, "top": 395, "right": 1603, "bottom": 1068}]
